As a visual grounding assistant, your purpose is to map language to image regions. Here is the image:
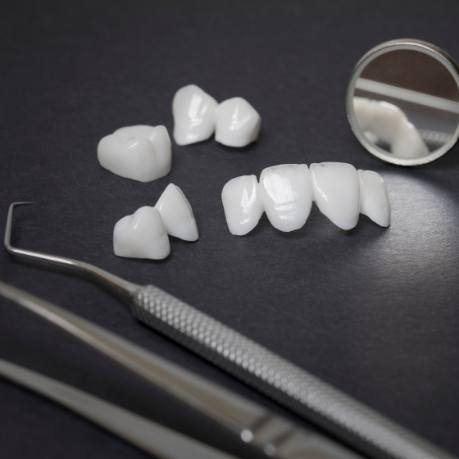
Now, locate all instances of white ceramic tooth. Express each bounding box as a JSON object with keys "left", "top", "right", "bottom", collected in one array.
[
  {"left": 113, "top": 206, "right": 170, "bottom": 260},
  {"left": 358, "top": 170, "right": 391, "bottom": 227},
  {"left": 310, "top": 162, "right": 360, "bottom": 230},
  {"left": 221, "top": 175, "right": 264, "bottom": 236},
  {"left": 97, "top": 125, "right": 171, "bottom": 182},
  {"left": 172, "top": 84, "right": 218, "bottom": 145},
  {"left": 259, "top": 164, "right": 313, "bottom": 232},
  {"left": 155, "top": 184, "right": 199, "bottom": 241},
  {"left": 215, "top": 97, "right": 261, "bottom": 147}
]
